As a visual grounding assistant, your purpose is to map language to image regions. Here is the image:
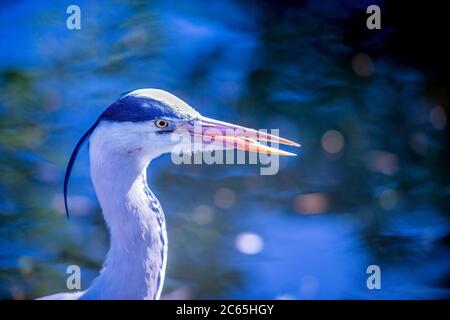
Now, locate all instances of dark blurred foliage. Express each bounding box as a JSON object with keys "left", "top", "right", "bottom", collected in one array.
[{"left": 0, "top": 0, "right": 449, "bottom": 299}]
